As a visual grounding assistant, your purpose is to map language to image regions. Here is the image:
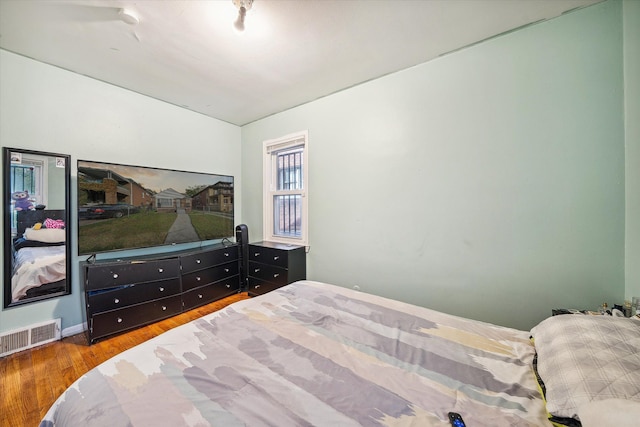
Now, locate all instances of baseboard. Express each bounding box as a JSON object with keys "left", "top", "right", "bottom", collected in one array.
[{"left": 62, "top": 322, "right": 86, "bottom": 338}]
